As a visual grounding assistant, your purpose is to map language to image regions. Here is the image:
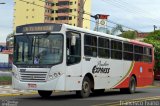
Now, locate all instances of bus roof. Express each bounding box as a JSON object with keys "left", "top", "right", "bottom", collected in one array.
[
  {"left": 63, "top": 24, "right": 153, "bottom": 48},
  {"left": 15, "top": 23, "right": 153, "bottom": 48}
]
